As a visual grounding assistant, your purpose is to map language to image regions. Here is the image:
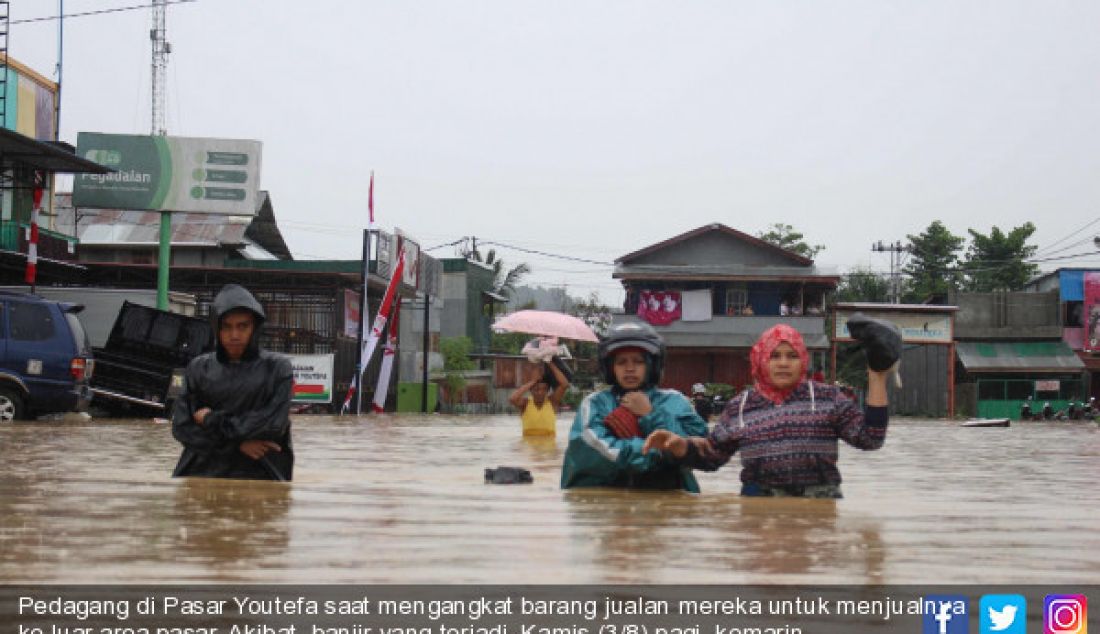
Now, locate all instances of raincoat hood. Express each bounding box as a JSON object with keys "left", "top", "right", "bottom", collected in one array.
[
  {"left": 211, "top": 284, "right": 266, "bottom": 363},
  {"left": 751, "top": 324, "right": 810, "bottom": 404}
]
